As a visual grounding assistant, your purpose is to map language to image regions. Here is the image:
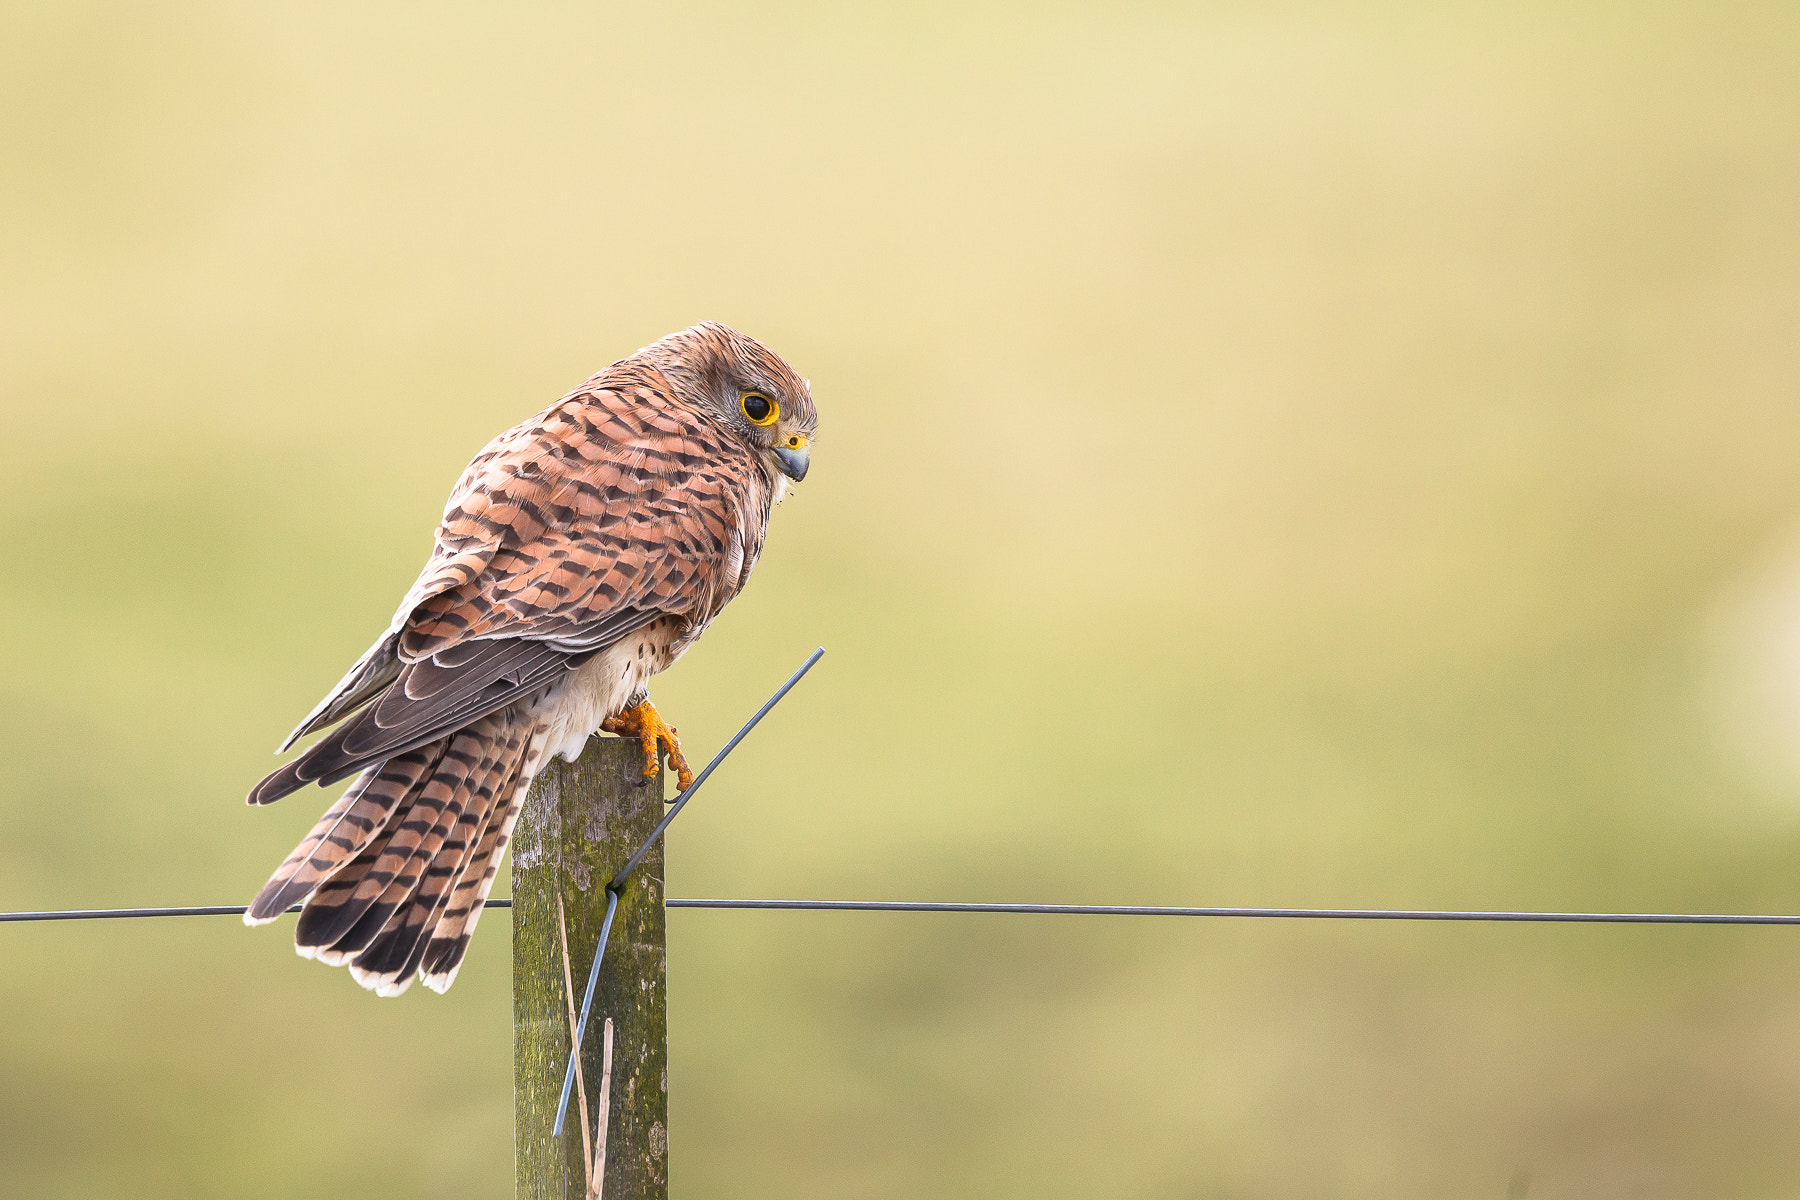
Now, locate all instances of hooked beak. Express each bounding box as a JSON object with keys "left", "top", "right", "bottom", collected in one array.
[{"left": 774, "top": 439, "right": 810, "bottom": 482}]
